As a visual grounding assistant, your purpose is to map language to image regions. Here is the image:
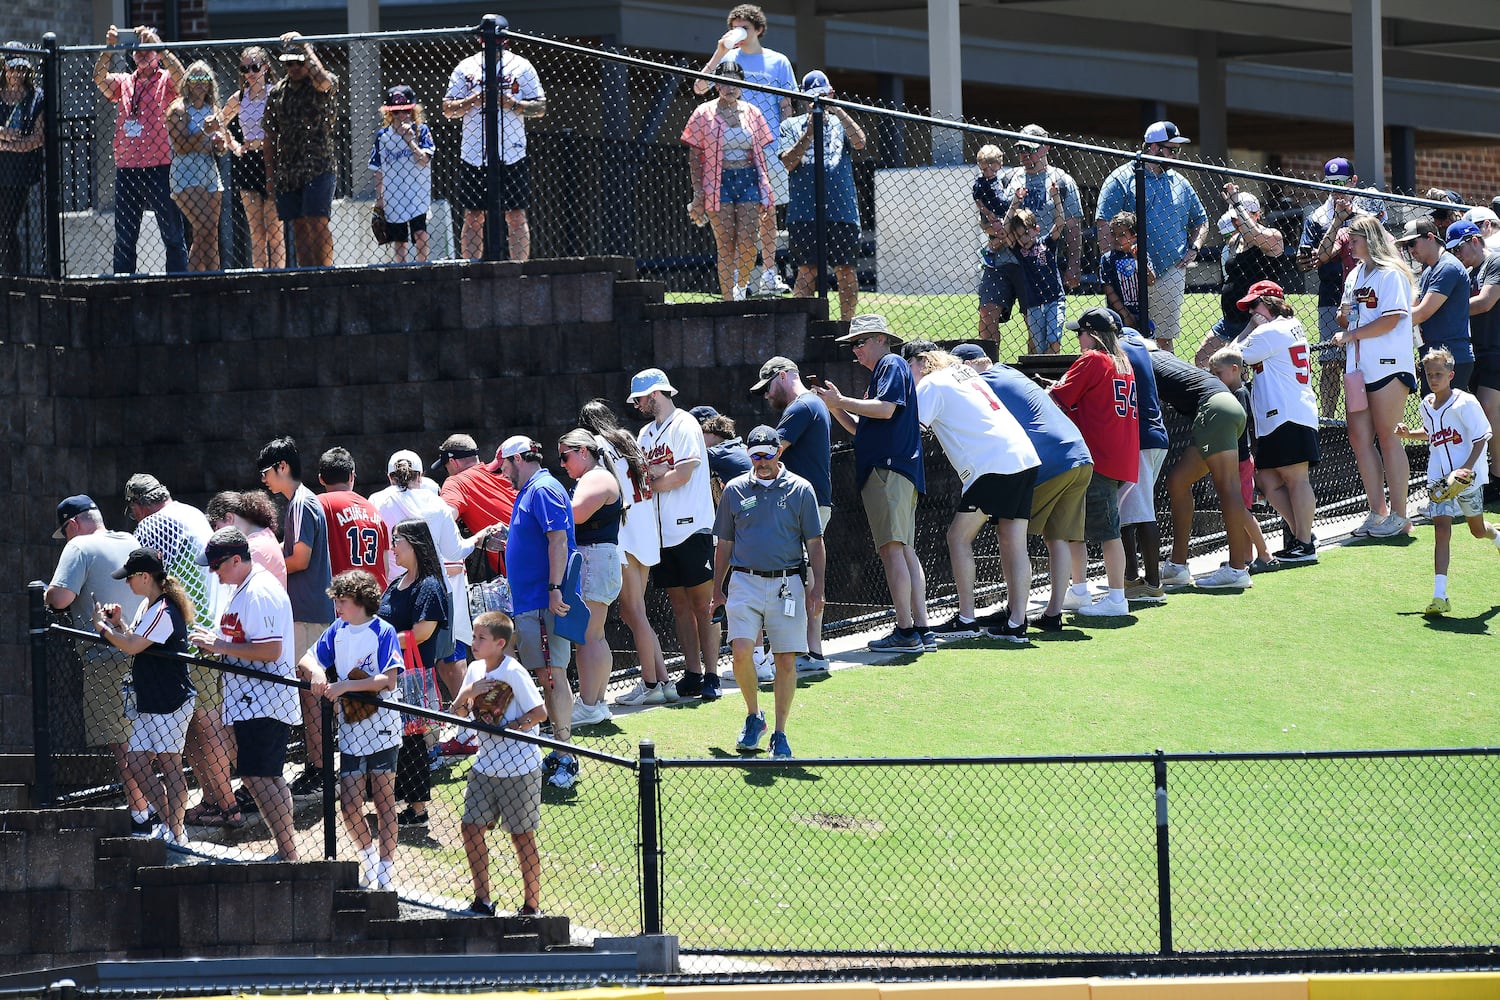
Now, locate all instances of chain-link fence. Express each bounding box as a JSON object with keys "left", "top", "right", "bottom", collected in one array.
[{"left": 28, "top": 602, "right": 1500, "bottom": 969}]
